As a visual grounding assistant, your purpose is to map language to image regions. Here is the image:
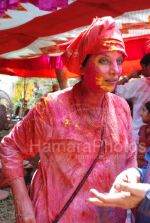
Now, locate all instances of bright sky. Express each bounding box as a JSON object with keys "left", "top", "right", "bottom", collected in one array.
[{"left": 0, "top": 74, "right": 18, "bottom": 98}]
